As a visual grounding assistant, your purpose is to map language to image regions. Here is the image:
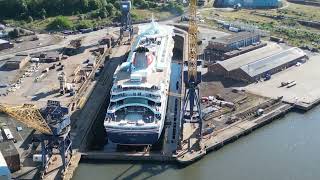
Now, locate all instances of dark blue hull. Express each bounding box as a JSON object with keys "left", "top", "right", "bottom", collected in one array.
[{"left": 106, "top": 130, "right": 160, "bottom": 145}]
